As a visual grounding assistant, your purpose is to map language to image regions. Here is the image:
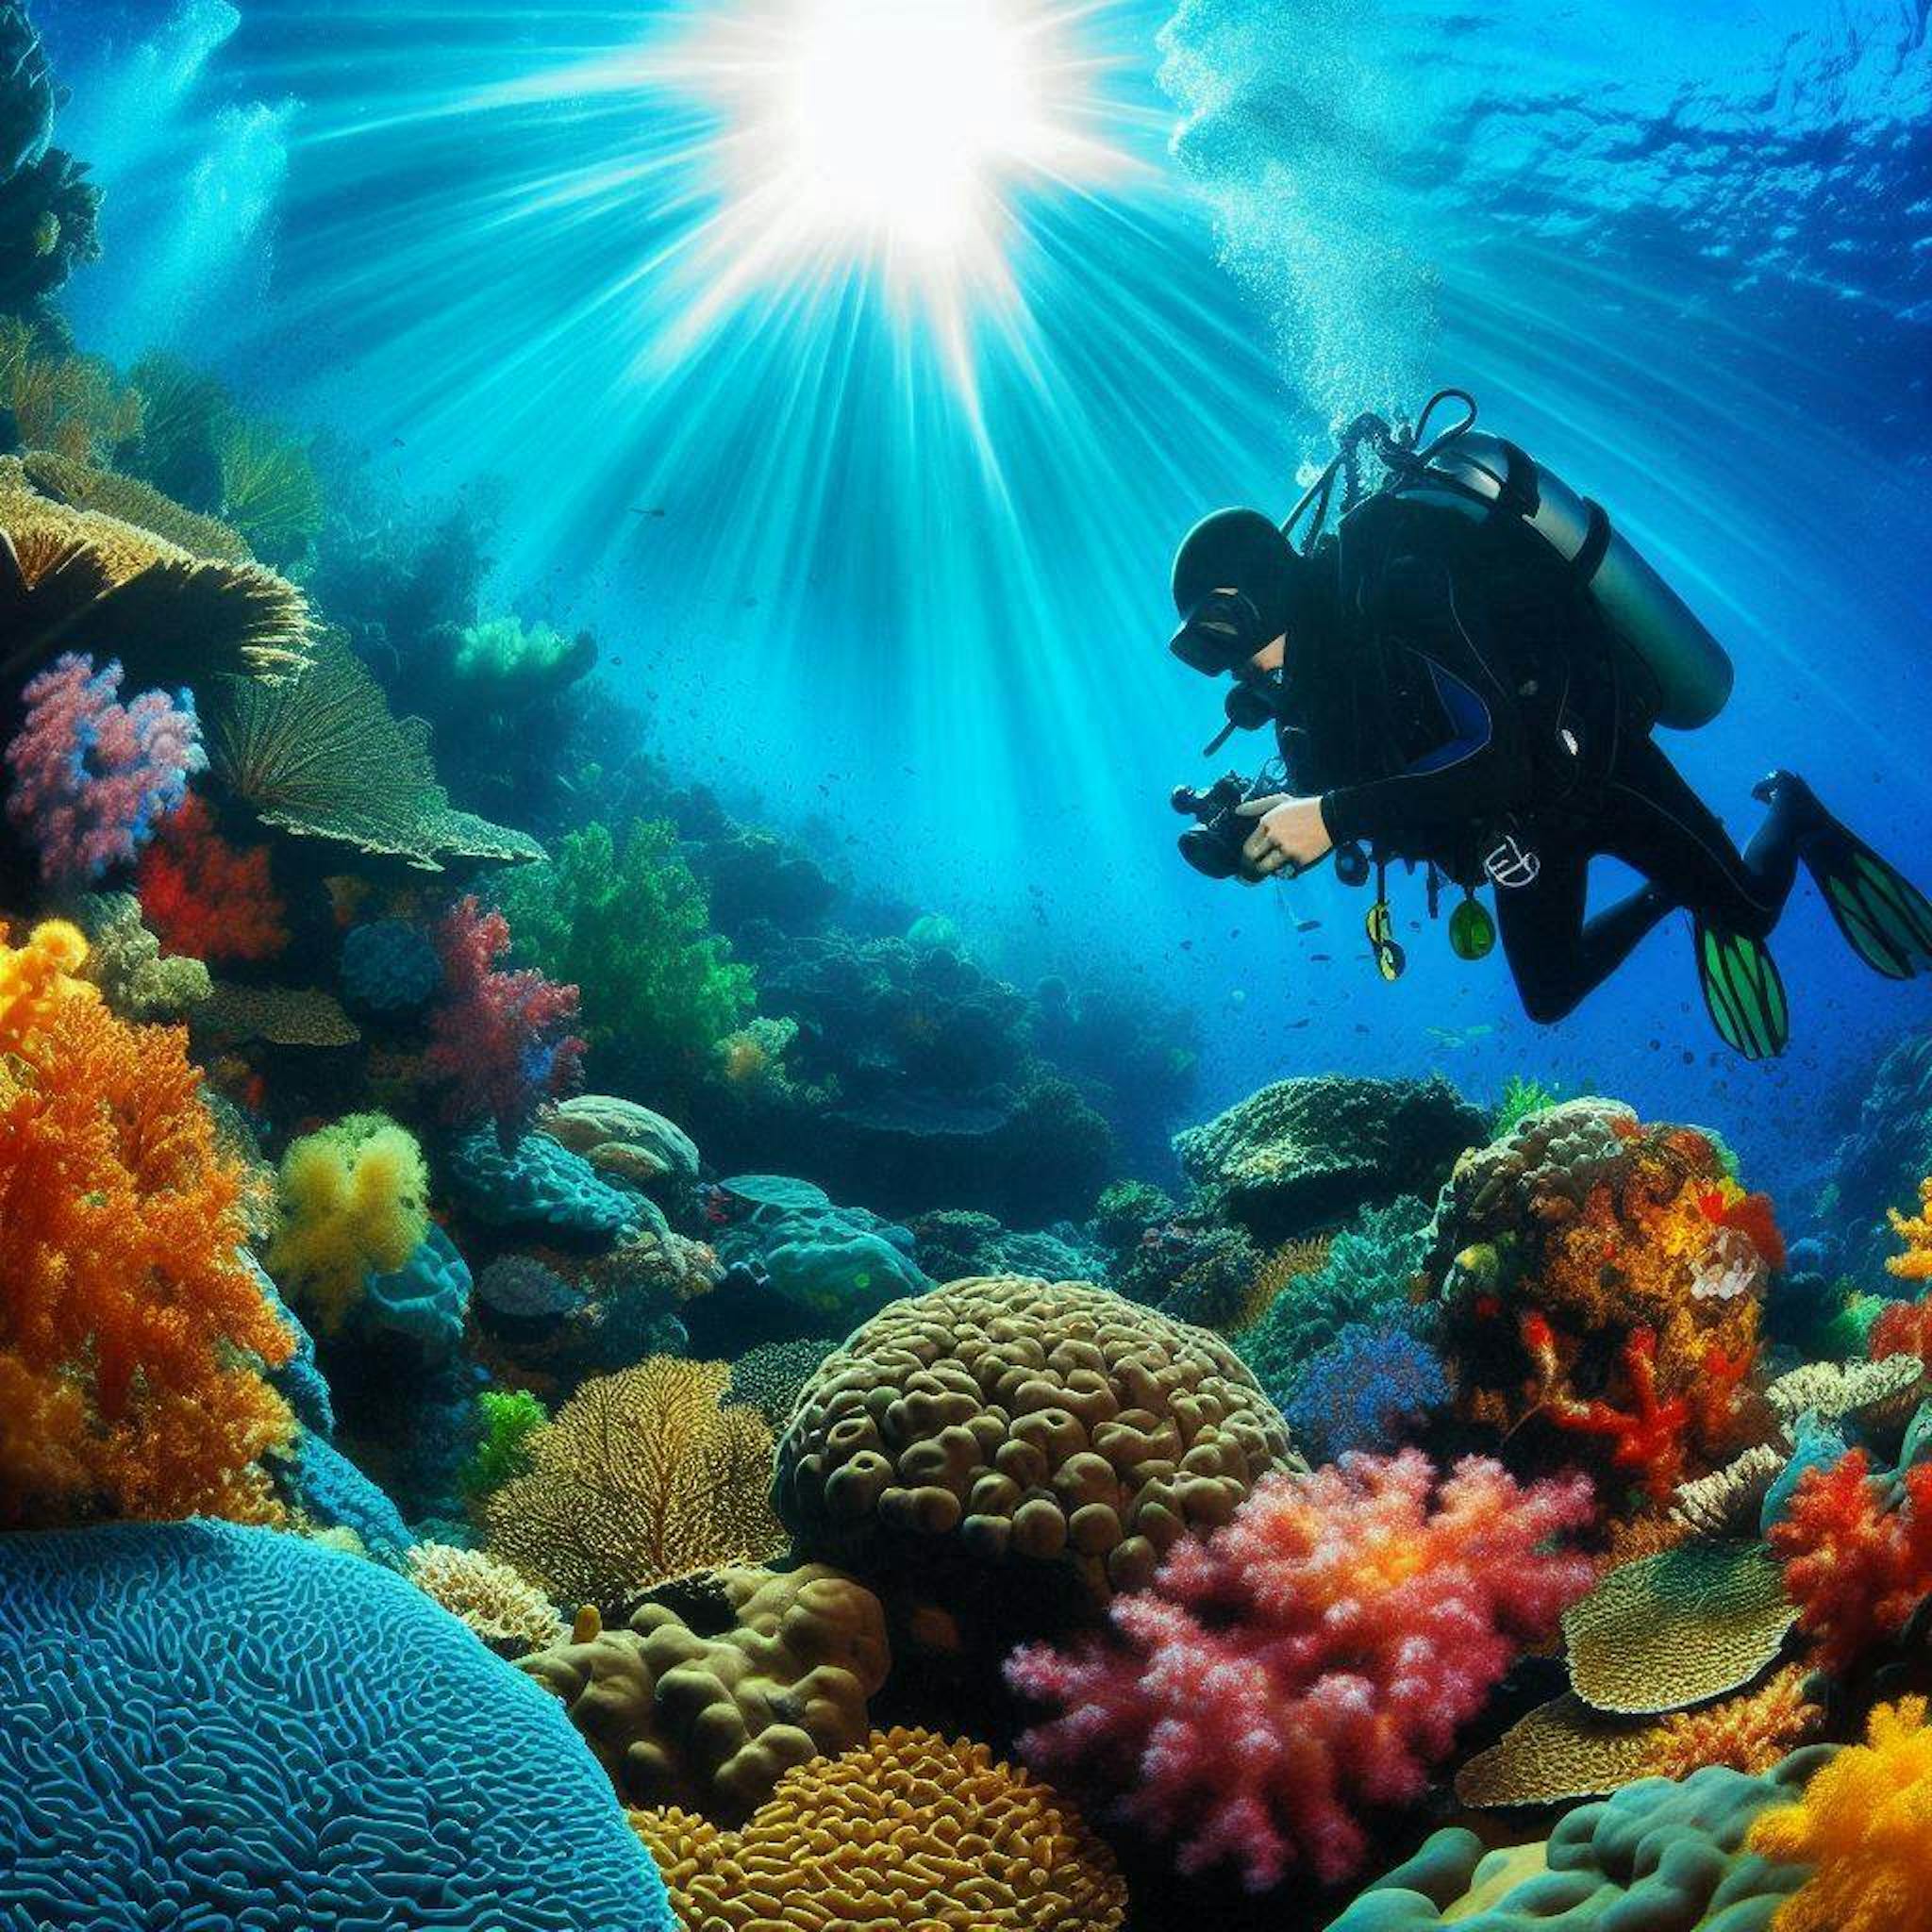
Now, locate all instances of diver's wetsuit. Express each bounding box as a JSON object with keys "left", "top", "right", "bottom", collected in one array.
[{"left": 1284, "top": 491, "right": 1818, "bottom": 1024}]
